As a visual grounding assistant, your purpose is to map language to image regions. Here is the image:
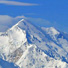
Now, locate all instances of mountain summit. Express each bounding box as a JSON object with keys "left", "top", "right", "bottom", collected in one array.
[{"left": 0, "top": 19, "right": 68, "bottom": 68}]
